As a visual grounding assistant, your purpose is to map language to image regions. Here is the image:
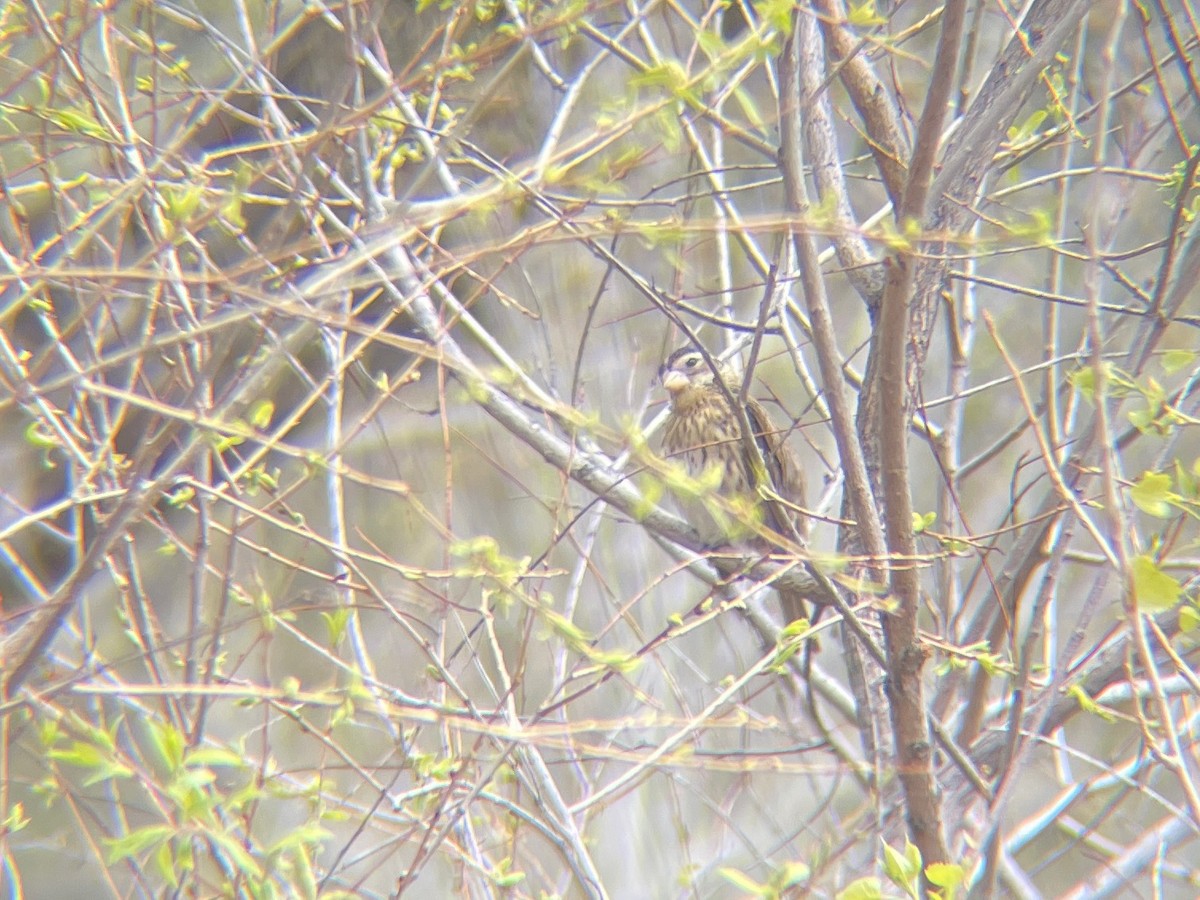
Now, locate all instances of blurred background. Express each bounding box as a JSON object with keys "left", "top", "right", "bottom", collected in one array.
[{"left": 2, "top": 0, "right": 1199, "bottom": 896}]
